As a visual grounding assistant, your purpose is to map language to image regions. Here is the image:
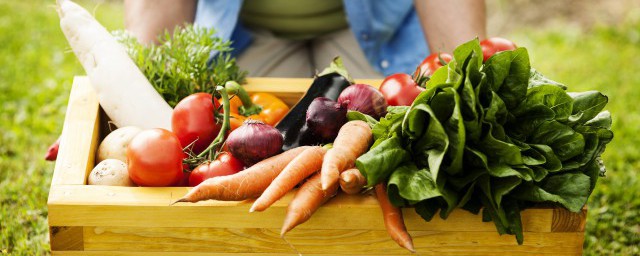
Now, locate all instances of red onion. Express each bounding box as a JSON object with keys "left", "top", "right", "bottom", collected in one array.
[
  {"left": 226, "top": 120, "right": 283, "bottom": 166},
  {"left": 306, "top": 97, "right": 348, "bottom": 143},
  {"left": 337, "top": 84, "right": 388, "bottom": 119}
]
